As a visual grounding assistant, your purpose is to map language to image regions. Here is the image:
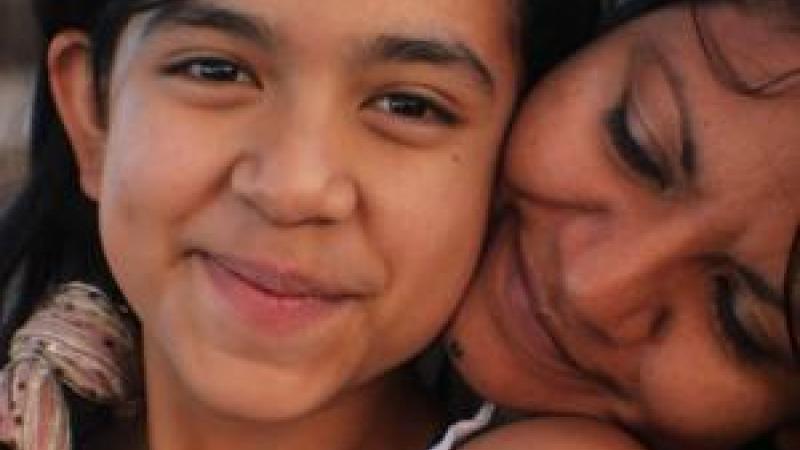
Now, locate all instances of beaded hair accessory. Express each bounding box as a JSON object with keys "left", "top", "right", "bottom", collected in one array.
[{"left": 0, "top": 282, "right": 136, "bottom": 450}]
